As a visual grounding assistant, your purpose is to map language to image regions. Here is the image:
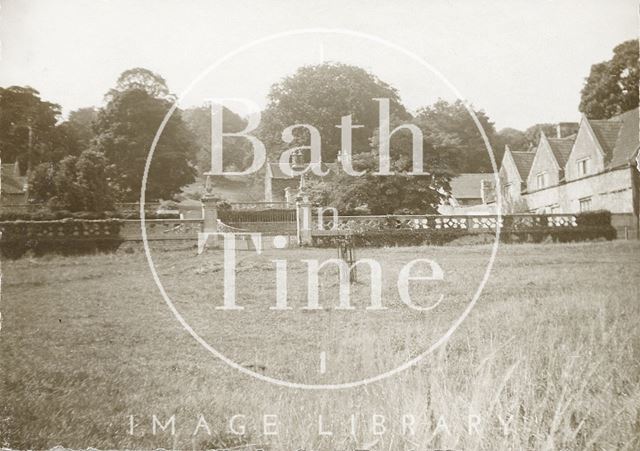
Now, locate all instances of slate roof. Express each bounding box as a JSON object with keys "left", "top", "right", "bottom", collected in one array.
[
  {"left": 450, "top": 173, "right": 493, "bottom": 199},
  {"left": 546, "top": 137, "right": 575, "bottom": 167},
  {"left": 510, "top": 151, "right": 536, "bottom": 179},
  {"left": 589, "top": 119, "right": 624, "bottom": 157},
  {"left": 598, "top": 108, "right": 639, "bottom": 169}
]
